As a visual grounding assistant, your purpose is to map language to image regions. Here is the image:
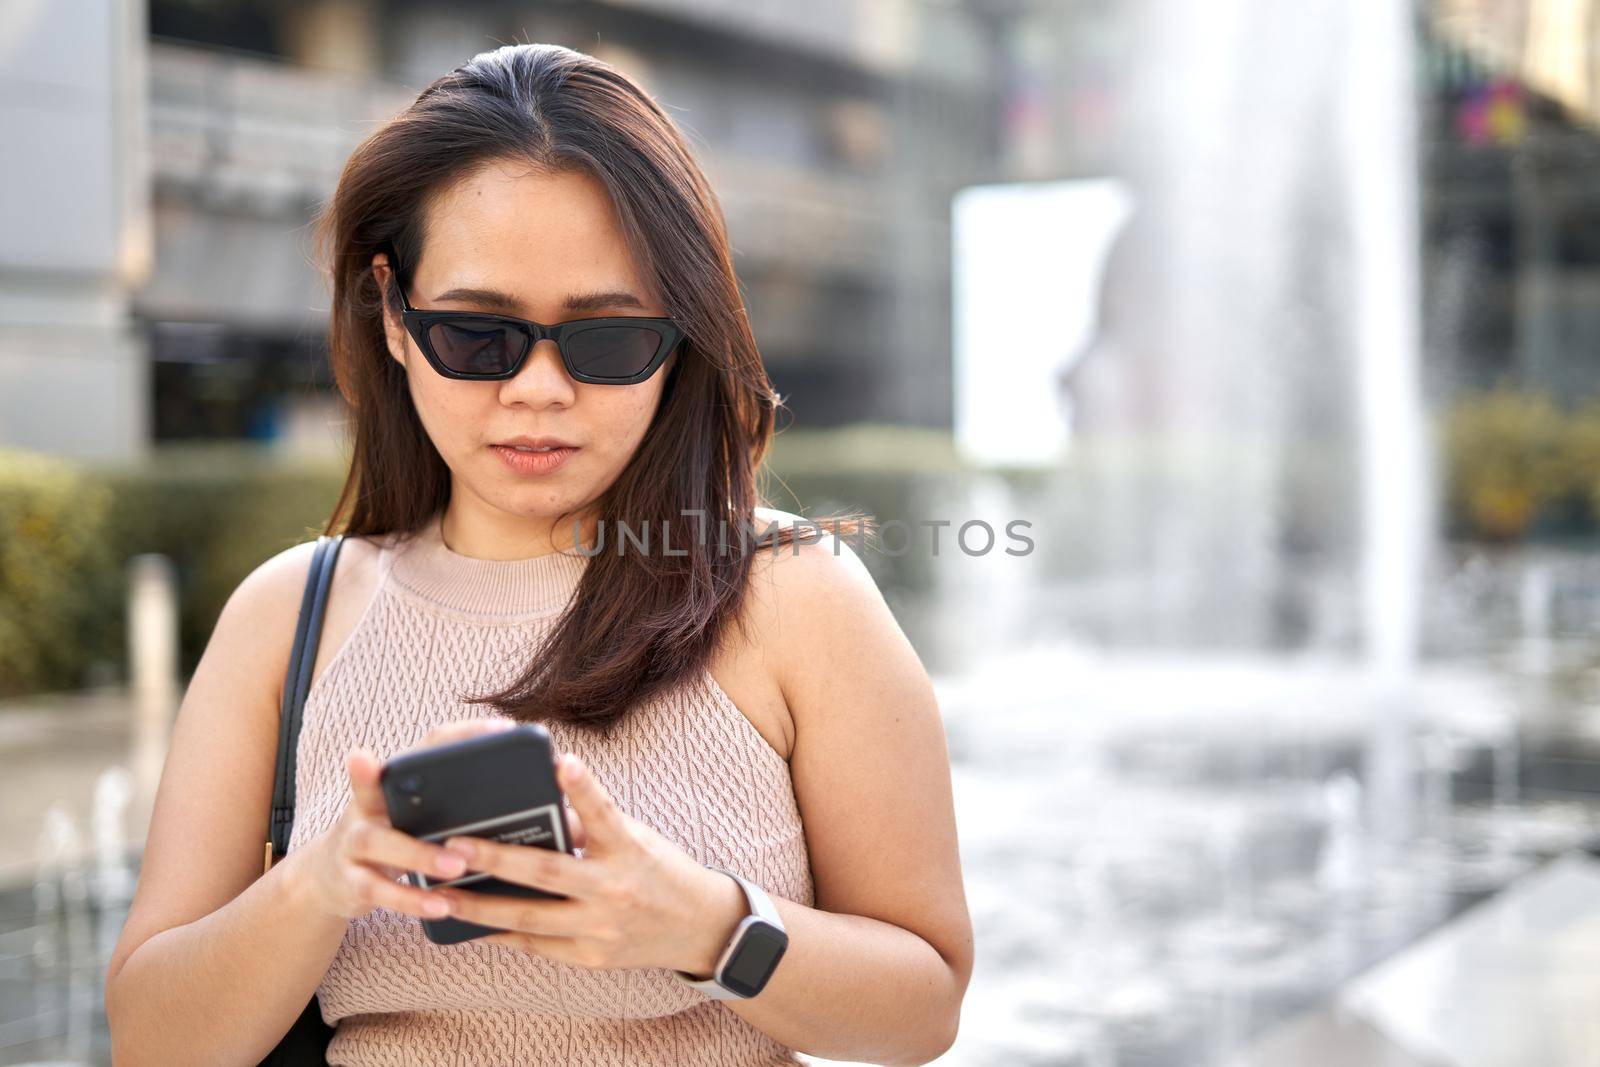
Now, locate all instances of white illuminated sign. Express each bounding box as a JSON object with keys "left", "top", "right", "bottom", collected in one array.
[{"left": 951, "top": 178, "right": 1133, "bottom": 467}]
